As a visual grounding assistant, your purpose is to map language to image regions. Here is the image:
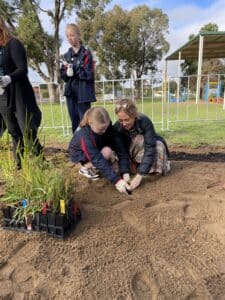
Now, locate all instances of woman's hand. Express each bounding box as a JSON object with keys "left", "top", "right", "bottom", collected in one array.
[
  {"left": 115, "top": 179, "right": 131, "bottom": 194},
  {"left": 130, "top": 174, "right": 143, "bottom": 191},
  {"left": 123, "top": 173, "right": 130, "bottom": 183}
]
